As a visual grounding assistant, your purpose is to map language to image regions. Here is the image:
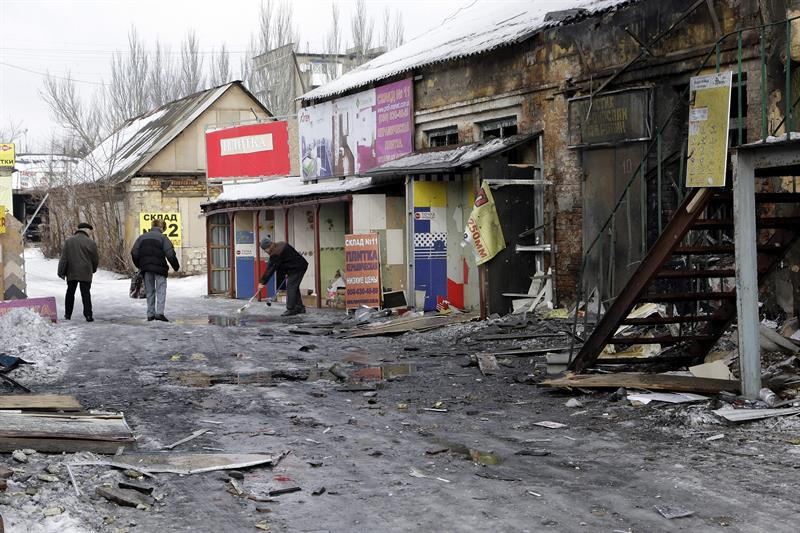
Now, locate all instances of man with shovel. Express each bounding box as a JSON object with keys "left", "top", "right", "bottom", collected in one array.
[{"left": 257, "top": 237, "right": 308, "bottom": 317}]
